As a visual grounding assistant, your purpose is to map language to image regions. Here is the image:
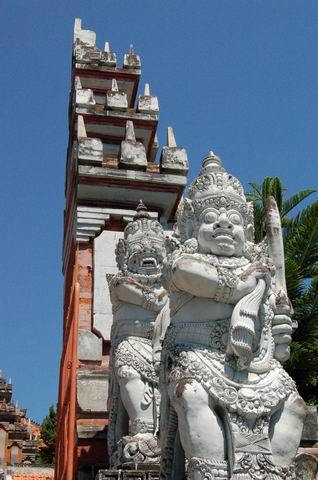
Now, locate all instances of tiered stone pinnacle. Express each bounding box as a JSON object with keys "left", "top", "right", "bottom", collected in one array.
[{"left": 64, "top": 18, "right": 189, "bottom": 262}]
